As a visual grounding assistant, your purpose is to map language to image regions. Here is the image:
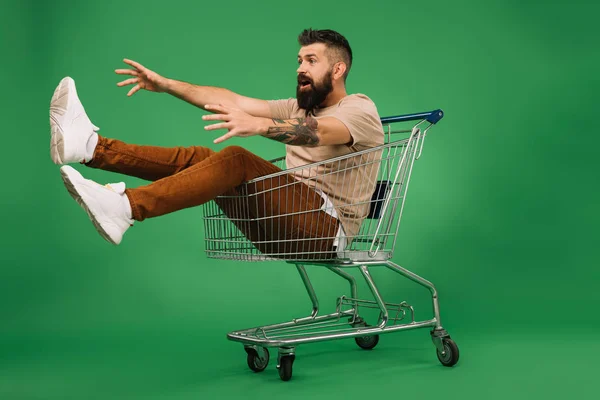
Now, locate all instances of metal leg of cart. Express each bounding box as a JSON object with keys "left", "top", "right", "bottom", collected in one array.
[{"left": 383, "top": 260, "right": 460, "bottom": 367}]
